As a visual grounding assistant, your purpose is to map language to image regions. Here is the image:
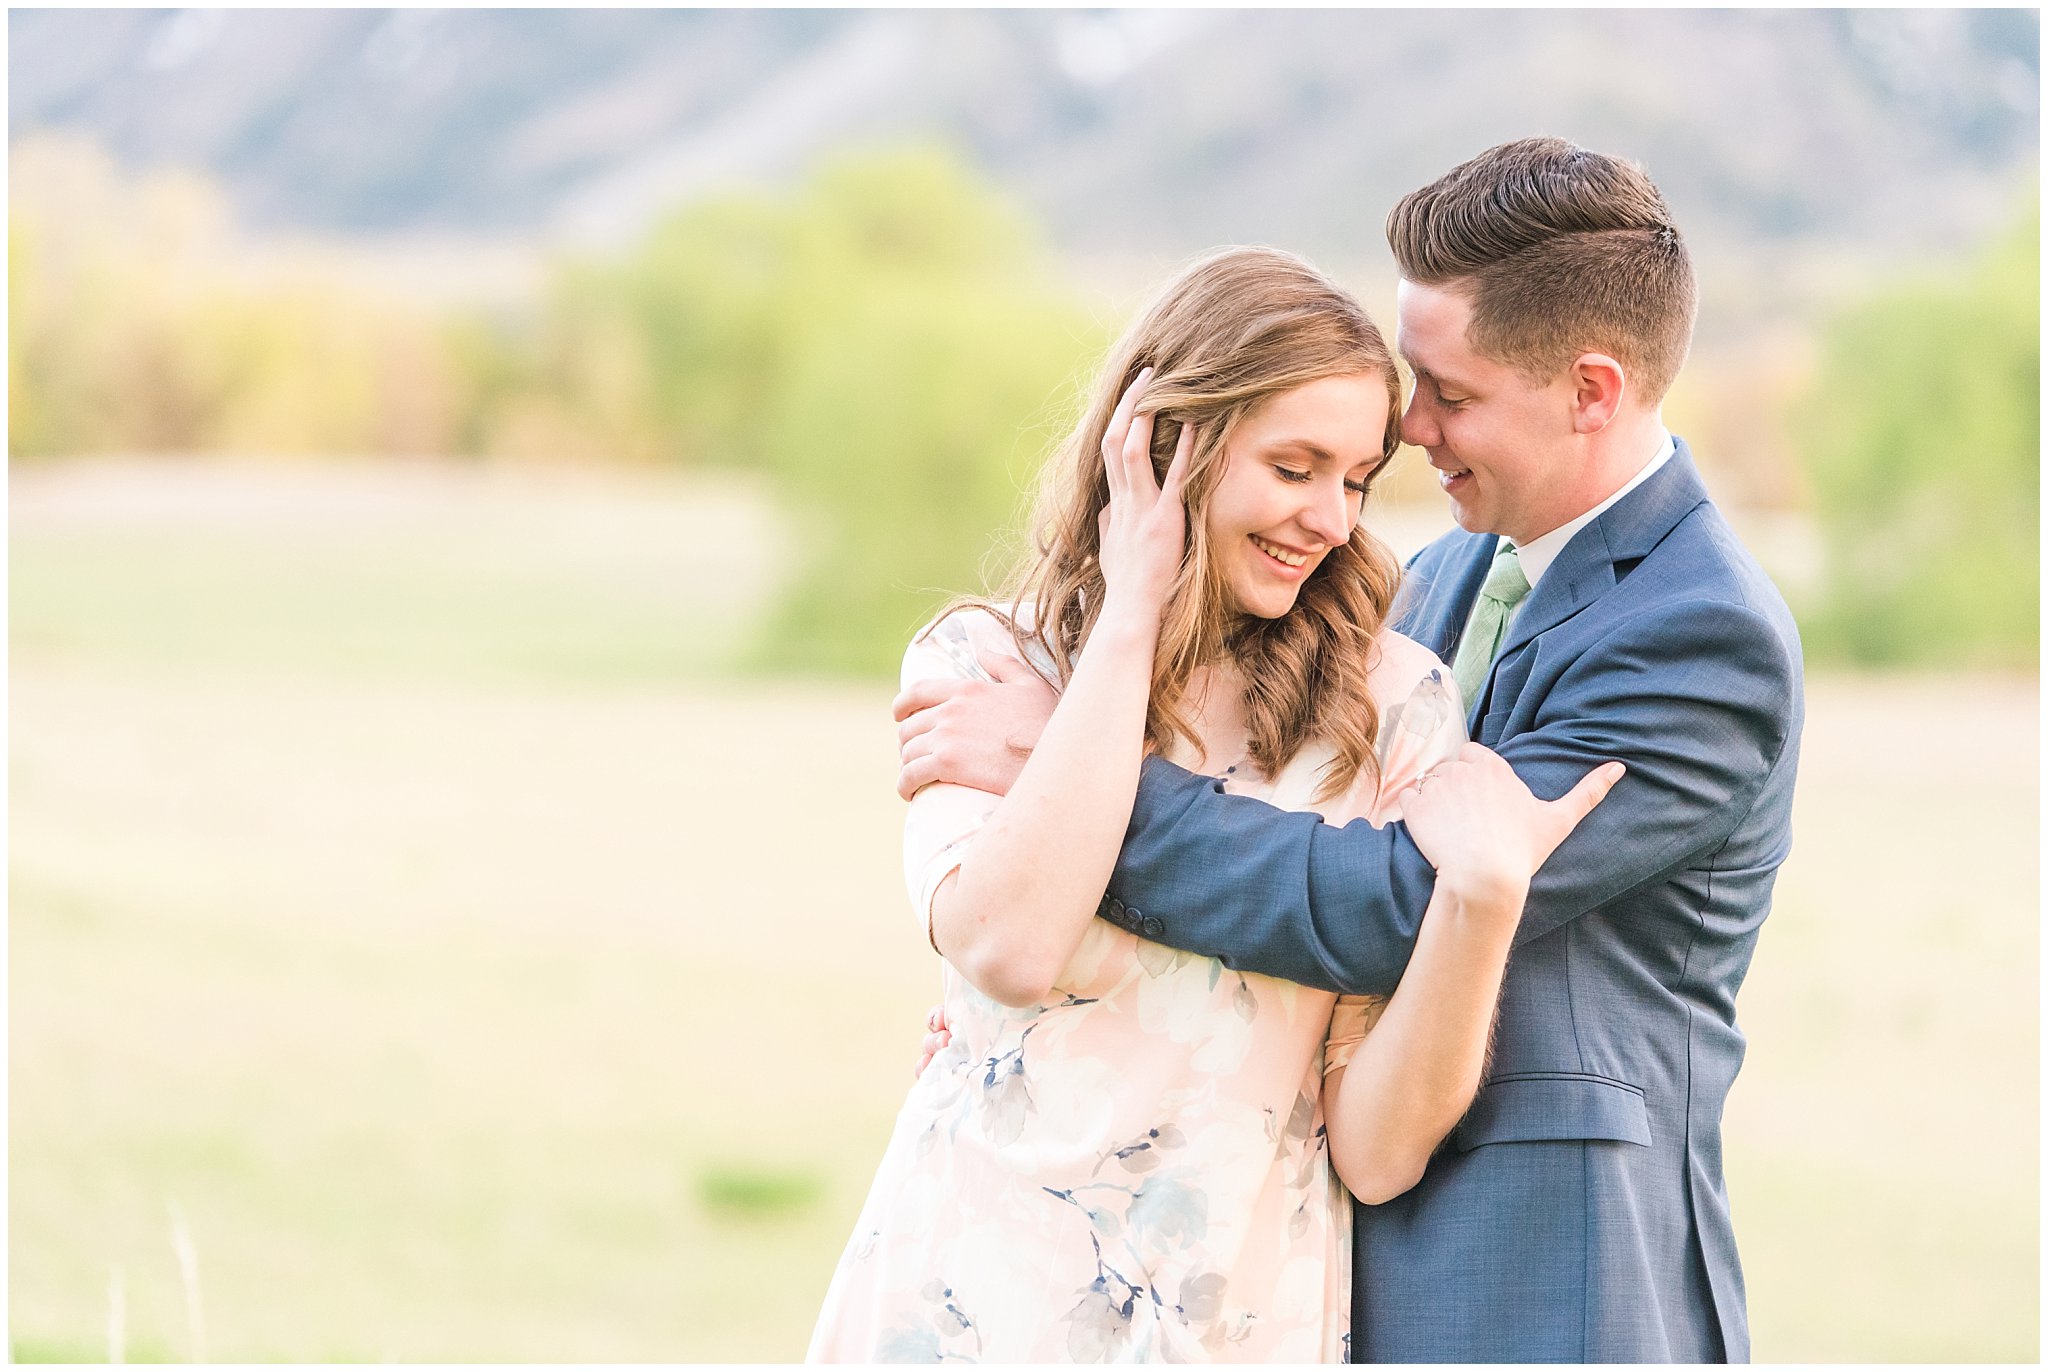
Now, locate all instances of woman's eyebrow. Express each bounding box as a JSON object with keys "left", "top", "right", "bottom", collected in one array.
[
  {"left": 1266, "top": 437, "right": 1338, "bottom": 462},
  {"left": 1268, "top": 437, "right": 1382, "bottom": 472}
]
